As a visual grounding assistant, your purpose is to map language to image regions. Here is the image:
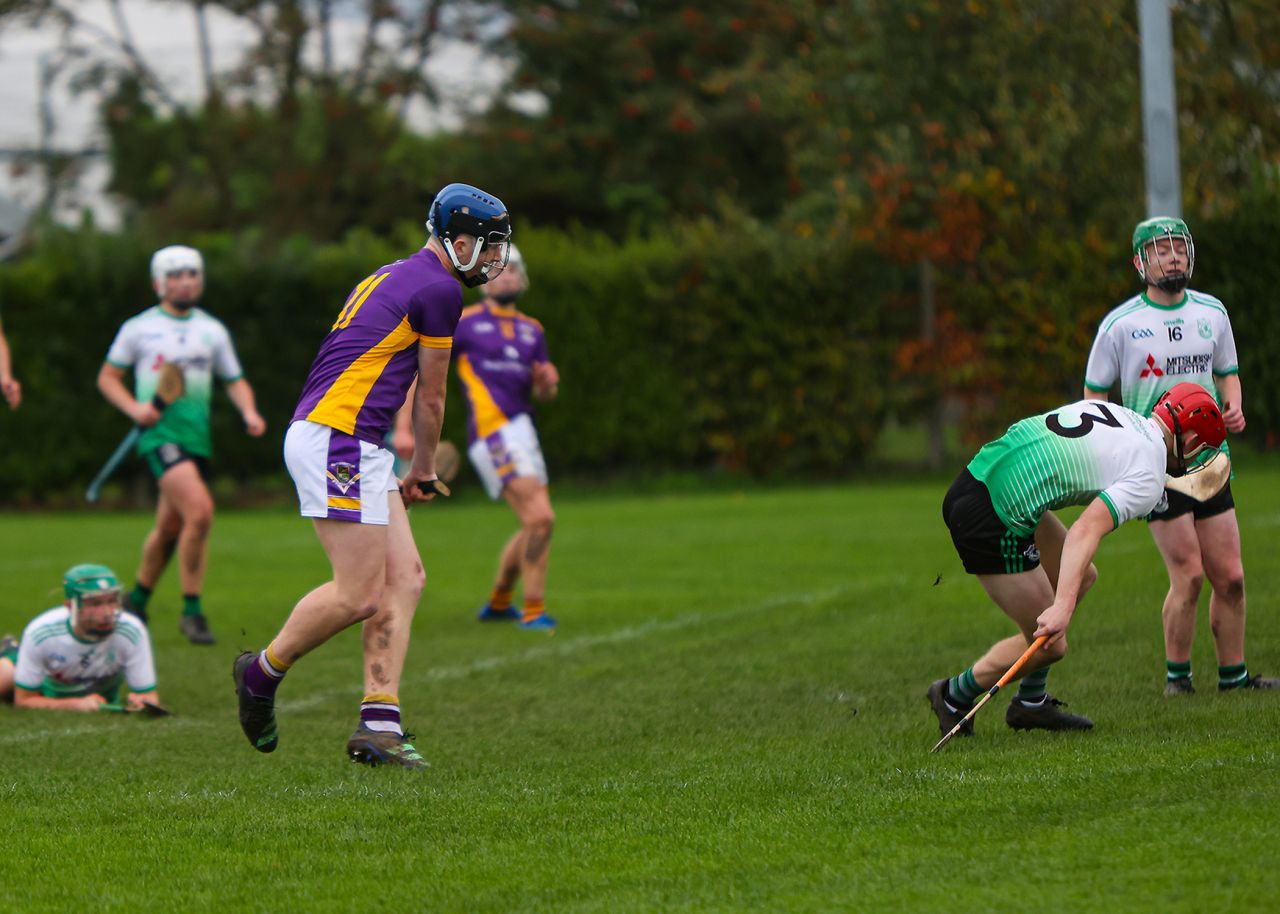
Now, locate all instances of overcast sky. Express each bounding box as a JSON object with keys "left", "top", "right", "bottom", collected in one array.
[{"left": 0, "top": 0, "right": 516, "bottom": 150}]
